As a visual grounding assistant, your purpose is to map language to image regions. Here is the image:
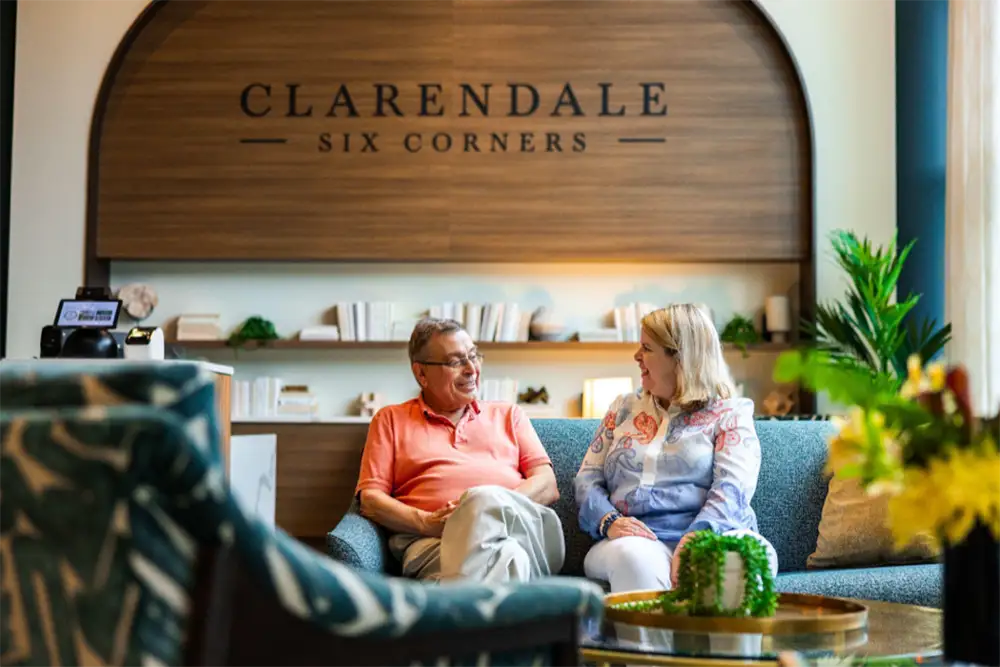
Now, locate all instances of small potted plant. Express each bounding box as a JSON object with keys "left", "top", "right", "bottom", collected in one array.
[{"left": 613, "top": 531, "right": 778, "bottom": 618}]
